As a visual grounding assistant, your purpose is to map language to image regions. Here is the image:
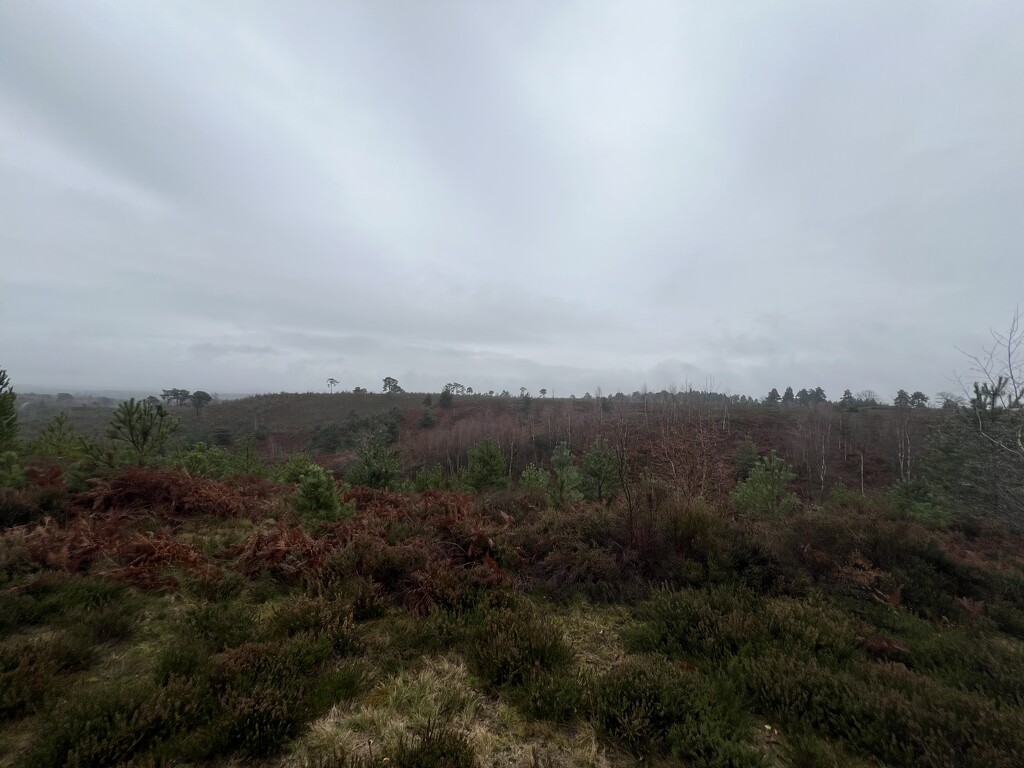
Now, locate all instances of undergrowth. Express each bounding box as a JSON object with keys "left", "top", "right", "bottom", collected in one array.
[{"left": 2, "top": 463, "right": 1023, "bottom": 766}]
